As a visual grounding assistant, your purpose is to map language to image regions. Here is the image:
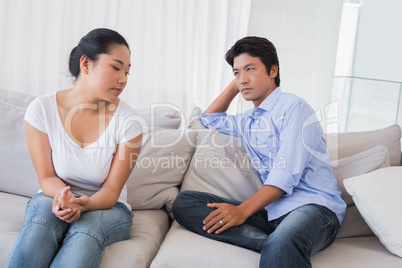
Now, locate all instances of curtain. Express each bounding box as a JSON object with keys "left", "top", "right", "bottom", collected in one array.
[{"left": 0, "top": 0, "right": 250, "bottom": 117}]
